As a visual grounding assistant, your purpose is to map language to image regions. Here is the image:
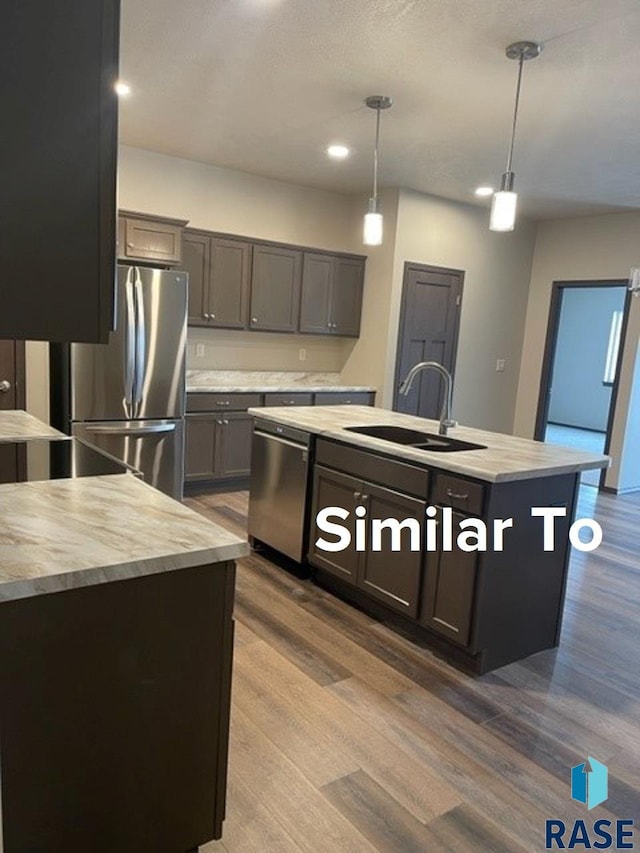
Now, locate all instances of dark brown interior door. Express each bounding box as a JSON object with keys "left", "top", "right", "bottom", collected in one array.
[
  {"left": 393, "top": 263, "right": 463, "bottom": 418},
  {"left": 0, "top": 340, "right": 26, "bottom": 482}
]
